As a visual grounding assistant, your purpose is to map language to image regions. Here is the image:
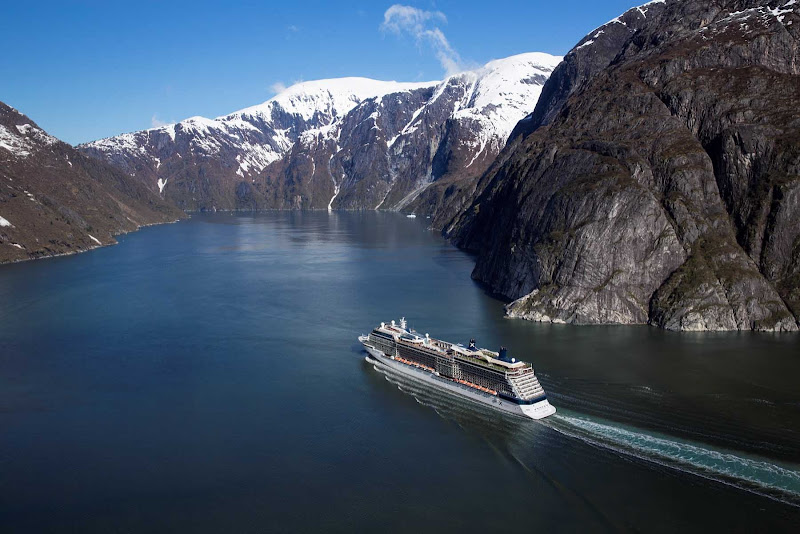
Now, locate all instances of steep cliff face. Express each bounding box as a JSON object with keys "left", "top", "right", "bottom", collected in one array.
[
  {"left": 79, "top": 53, "right": 561, "bottom": 214},
  {"left": 446, "top": 0, "right": 800, "bottom": 331},
  {"left": 0, "top": 102, "right": 184, "bottom": 263}
]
